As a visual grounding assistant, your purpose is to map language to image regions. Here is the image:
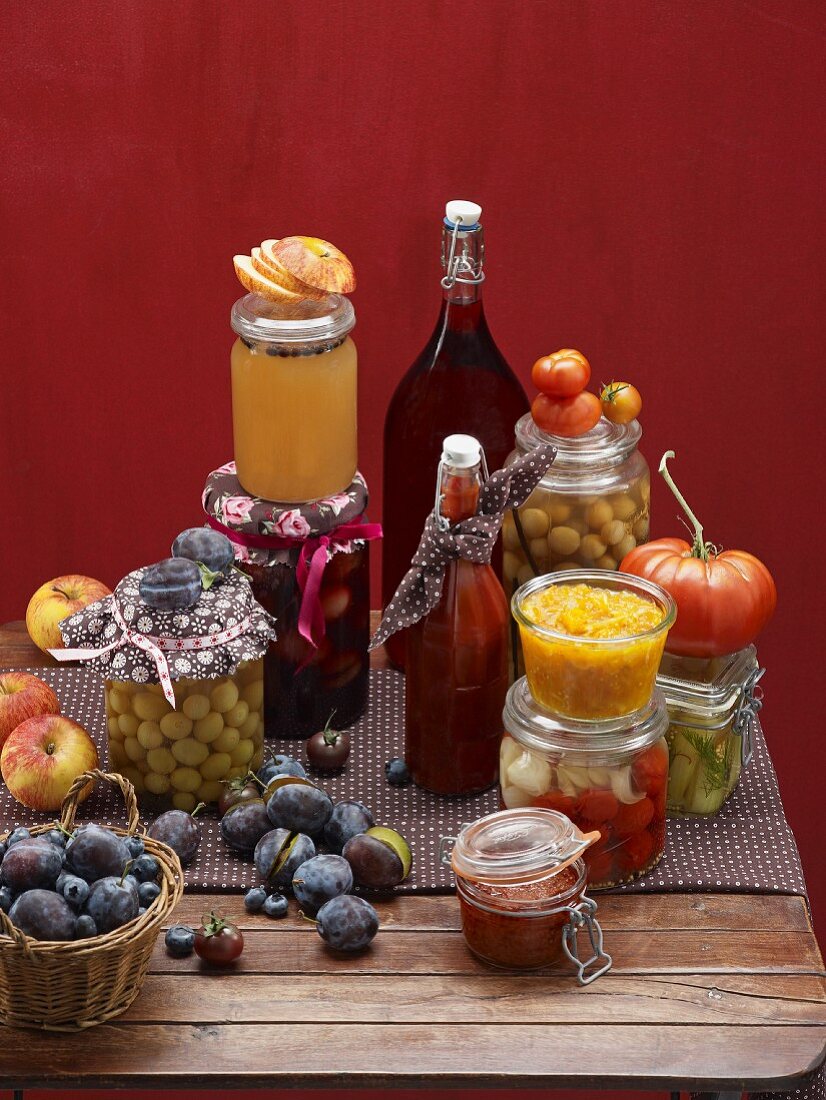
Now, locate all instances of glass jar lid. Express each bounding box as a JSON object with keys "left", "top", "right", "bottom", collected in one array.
[
  {"left": 449, "top": 807, "right": 595, "bottom": 884},
  {"left": 231, "top": 291, "right": 355, "bottom": 347},
  {"left": 657, "top": 645, "right": 759, "bottom": 718},
  {"left": 515, "top": 412, "right": 641, "bottom": 471},
  {"left": 505, "top": 676, "right": 669, "bottom": 757}
]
